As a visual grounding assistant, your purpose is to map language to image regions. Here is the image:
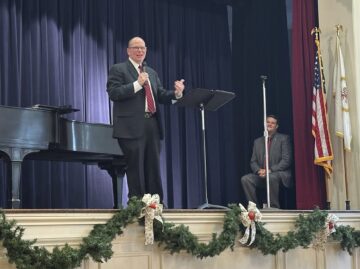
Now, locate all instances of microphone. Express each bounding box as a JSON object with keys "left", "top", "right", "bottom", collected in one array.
[
  {"left": 260, "top": 75, "right": 267, "bottom": 81},
  {"left": 141, "top": 61, "right": 148, "bottom": 86},
  {"left": 142, "top": 61, "right": 147, "bottom": 72}
]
